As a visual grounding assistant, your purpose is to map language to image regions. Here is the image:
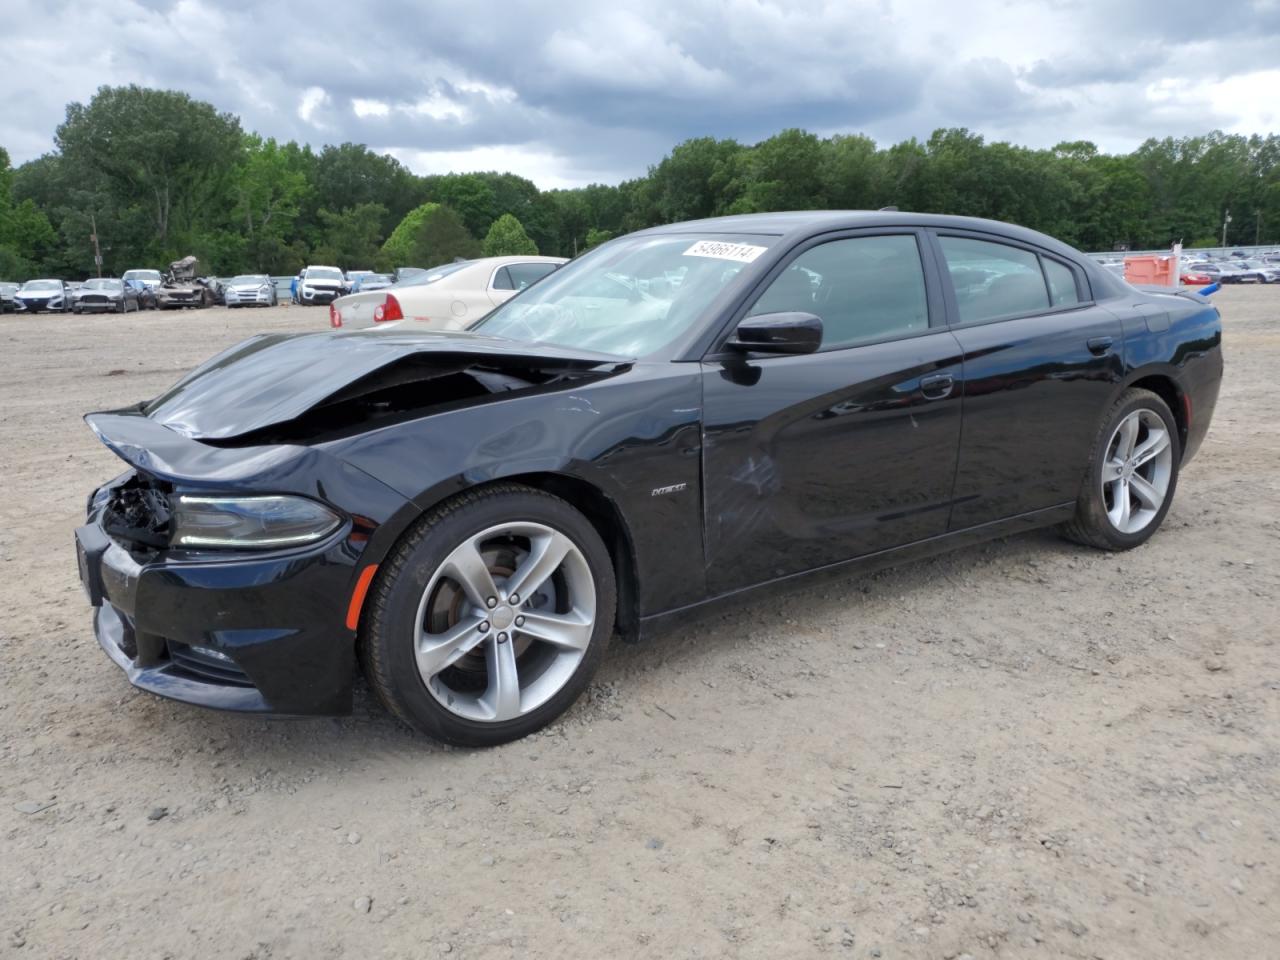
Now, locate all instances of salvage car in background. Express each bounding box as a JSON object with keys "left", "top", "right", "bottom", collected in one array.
[
  {"left": 294, "top": 265, "right": 346, "bottom": 305},
  {"left": 223, "top": 274, "right": 279, "bottom": 308},
  {"left": 0, "top": 281, "right": 18, "bottom": 313},
  {"left": 157, "top": 257, "right": 212, "bottom": 309},
  {"left": 73, "top": 277, "right": 141, "bottom": 314},
  {"left": 76, "top": 211, "right": 1223, "bottom": 747},
  {"left": 329, "top": 256, "right": 566, "bottom": 329},
  {"left": 14, "top": 278, "right": 70, "bottom": 313}
]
